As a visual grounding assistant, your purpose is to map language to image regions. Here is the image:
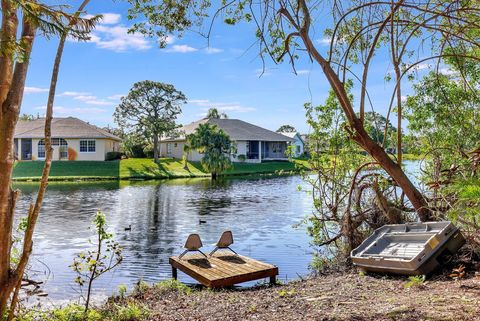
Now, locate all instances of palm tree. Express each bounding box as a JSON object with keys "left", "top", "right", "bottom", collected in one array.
[
  {"left": 206, "top": 107, "right": 228, "bottom": 119},
  {"left": 187, "top": 123, "right": 233, "bottom": 179}
]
